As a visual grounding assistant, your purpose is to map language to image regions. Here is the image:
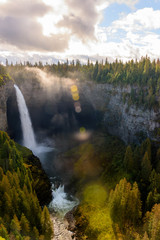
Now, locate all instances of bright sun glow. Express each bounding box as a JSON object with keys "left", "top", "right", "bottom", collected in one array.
[{"left": 39, "top": 0, "right": 69, "bottom": 36}]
